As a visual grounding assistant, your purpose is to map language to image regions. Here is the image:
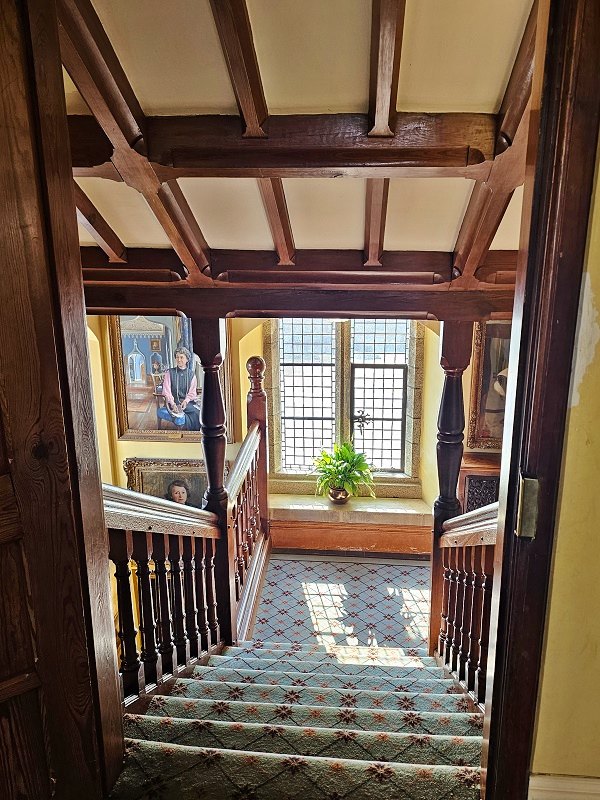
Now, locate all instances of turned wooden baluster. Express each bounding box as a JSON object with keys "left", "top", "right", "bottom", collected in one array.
[
  {"left": 152, "top": 532, "right": 176, "bottom": 676},
  {"left": 240, "top": 478, "right": 250, "bottom": 571},
  {"left": 438, "top": 548, "right": 451, "bottom": 657},
  {"left": 132, "top": 530, "right": 161, "bottom": 689},
  {"left": 193, "top": 318, "right": 235, "bottom": 644},
  {"left": 458, "top": 547, "right": 474, "bottom": 684},
  {"left": 169, "top": 534, "right": 189, "bottom": 666},
  {"left": 467, "top": 546, "right": 484, "bottom": 693},
  {"left": 182, "top": 537, "right": 200, "bottom": 660},
  {"left": 205, "top": 537, "right": 220, "bottom": 645},
  {"left": 451, "top": 546, "right": 467, "bottom": 674},
  {"left": 109, "top": 529, "right": 142, "bottom": 698},
  {"left": 475, "top": 544, "right": 495, "bottom": 704},
  {"left": 247, "top": 356, "right": 269, "bottom": 536},
  {"left": 429, "top": 321, "right": 473, "bottom": 657},
  {"left": 444, "top": 548, "right": 459, "bottom": 668},
  {"left": 194, "top": 537, "right": 211, "bottom": 653}
]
